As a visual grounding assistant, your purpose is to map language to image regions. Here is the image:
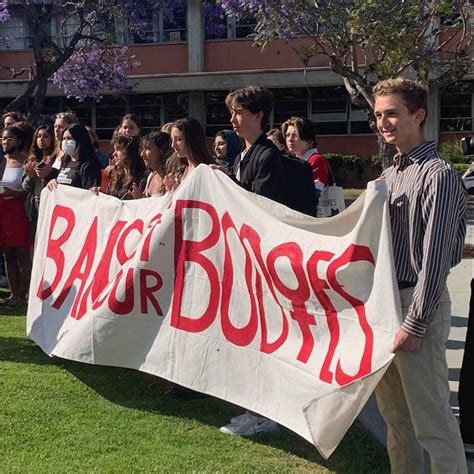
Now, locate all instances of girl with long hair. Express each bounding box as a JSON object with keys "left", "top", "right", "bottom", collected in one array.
[
  {"left": 131, "top": 131, "right": 172, "bottom": 198},
  {"left": 51, "top": 112, "right": 79, "bottom": 168},
  {"left": 165, "top": 117, "right": 215, "bottom": 191},
  {"left": 0, "top": 126, "right": 32, "bottom": 307},
  {"left": 47, "top": 123, "right": 101, "bottom": 190},
  {"left": 98, "top": 134, "right": 146, "bottom": 199},
  {"left": 22, "top": 125, "right": 56, "bottom": 227},
  {"left": 117, "top": 114, "right": 141, "bottom": 137}
]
